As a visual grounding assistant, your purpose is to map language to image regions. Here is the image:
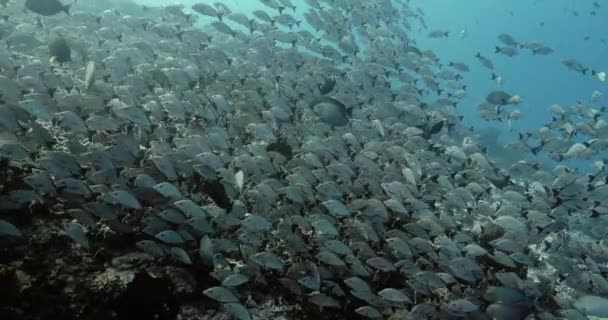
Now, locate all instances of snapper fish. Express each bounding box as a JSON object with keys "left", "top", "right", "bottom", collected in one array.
[
  {"left": 309, "top": 96, "right": 350, "bottom": 127},
  {"left": 84, "top": 61, "right": 95, "bottom": 91},
  {"left": 26, "top": 0, "right": 72, "bottom": 16},
  {"left": 592, "top": 70, "right": 606, "bottom": 82},
  {"left": 491, "top": 73, "right": 504, "bottom": 87},
  {"left": 562, "top": 58, "right": 588, "bottom": 75},
  {"left": 486, "top": 90, "right": 513, "bottom": 105},
  {"left": 475, "top": 52, "right": 494, "bottom": 70},
  {"left": 48, "top": 36, "right": 71, "bottom": 63},
  {"left": 428, "top": 30, "right": 449, "bottom": 38},
  {"left": 498, "top": 33, "right": 519, "bottom": 47}
]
